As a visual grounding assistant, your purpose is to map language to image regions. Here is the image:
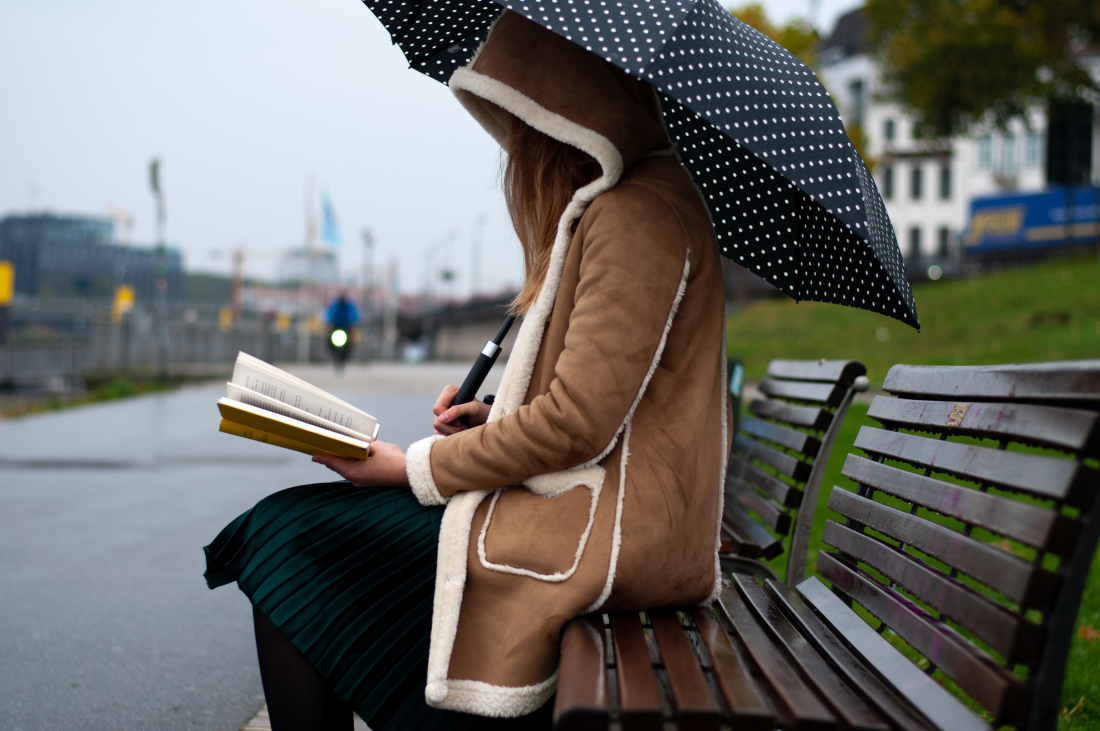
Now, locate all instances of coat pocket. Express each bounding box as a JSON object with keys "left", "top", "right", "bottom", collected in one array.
[{"left": 477, "top": 465, "right": 605, "bottom": 581}]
